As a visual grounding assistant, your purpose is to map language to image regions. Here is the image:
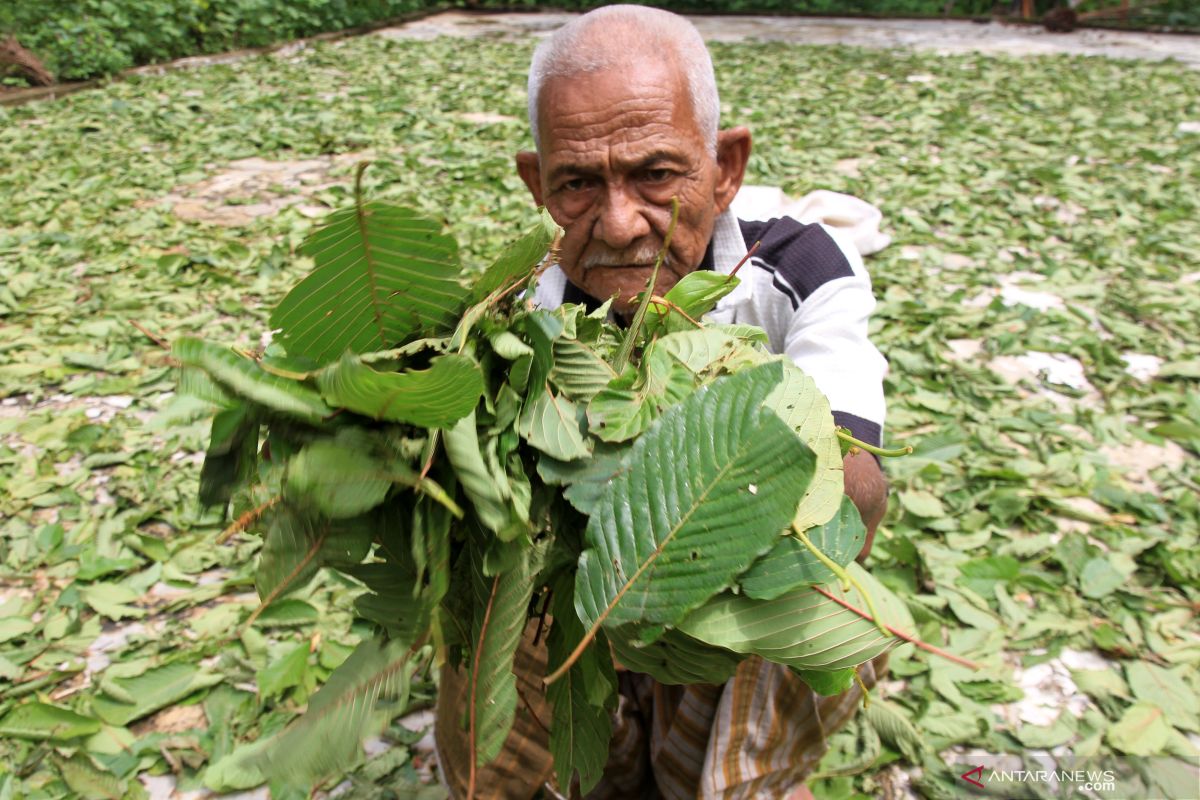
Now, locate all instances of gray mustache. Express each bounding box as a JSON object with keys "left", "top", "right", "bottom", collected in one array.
[{"left": 581, "top": 245, "right": 667, "bottom": 270}]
